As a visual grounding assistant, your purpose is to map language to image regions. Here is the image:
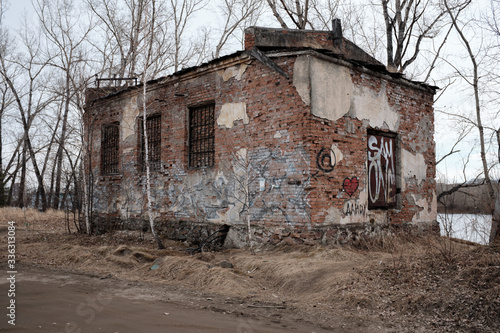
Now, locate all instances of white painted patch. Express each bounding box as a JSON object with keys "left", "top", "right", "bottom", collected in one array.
[
  {"left": 309, "top": 57, "right": 353, "bottom": 121},
  {"left": 219, "top": 64, "right": 248, "bottom": 81},
  {"left": 412, "top": 191, "right": 437, "bottom": 222},
  {"left": 236, "top": 147, "right": 247, "bottom": 160},
  {"left": 217, "top": 102, "right": 249, "bottom": 128},
  {"left": 259, "top": 178, "right": 266, "bottom": 191},
  {"left": 293, "top": 56, "right": 311, "bottom": 106},
  {"left": 331, "top": 143, "right": 343, "bottom": 164},
  {"left": 324, "top": 206, "right": 343, "bottom": 225},
  {"left": 122, "top": 96, "right": 139, "bottom": 141},
  {"left": 341, "top": 189, "right": 368, "bottom": 223},
  {"left": 274, "top": 132, "right": 282, "bottom": 139},
  {"left": 350, "top": 84, "right": 399, "bottom": 130},
  {"left": 401, "top": 149, "right": 427, "bottom": 190}
]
